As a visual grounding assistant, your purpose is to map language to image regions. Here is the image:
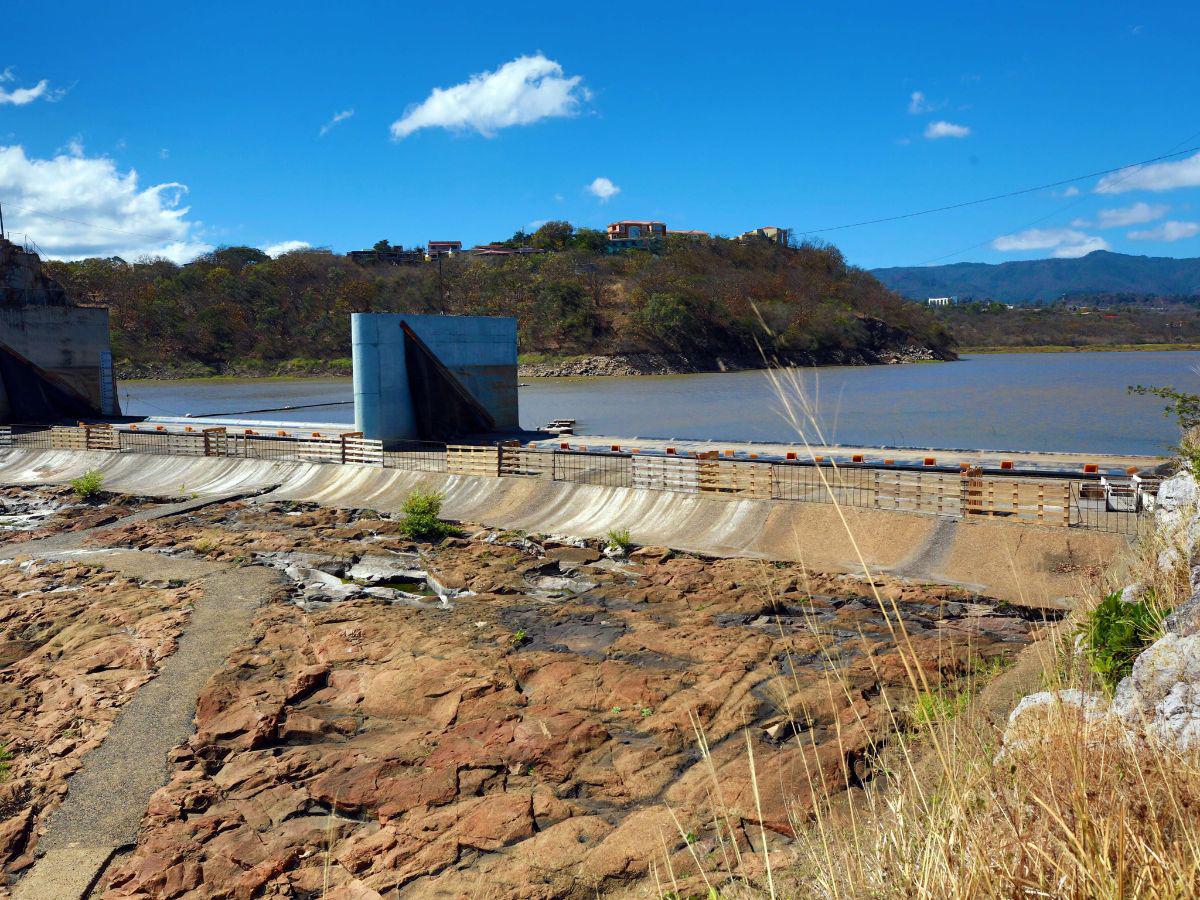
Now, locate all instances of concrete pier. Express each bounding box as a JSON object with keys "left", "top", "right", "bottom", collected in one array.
[{"left": 351, "top": 313, "right": 517, "bottom": 444}]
